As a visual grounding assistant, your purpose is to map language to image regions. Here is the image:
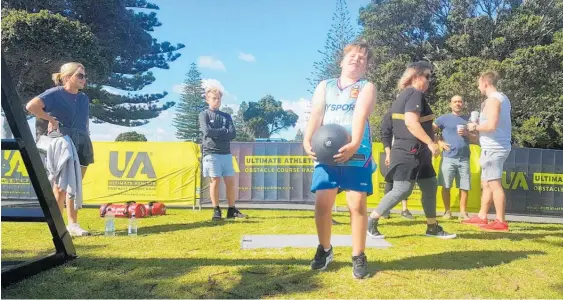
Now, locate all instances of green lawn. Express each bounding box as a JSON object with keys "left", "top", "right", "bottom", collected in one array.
[{"left": 2, "top": 208, "right": 563, "bottom": 299}]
